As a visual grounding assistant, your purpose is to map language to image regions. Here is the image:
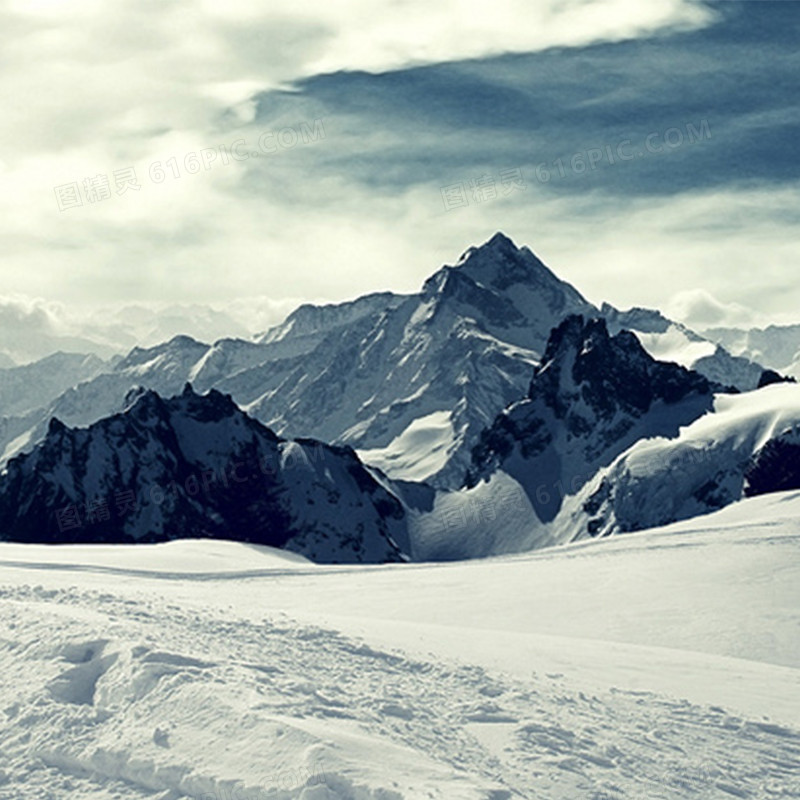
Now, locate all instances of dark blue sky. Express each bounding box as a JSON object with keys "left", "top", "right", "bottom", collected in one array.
[{"left": 252, "top": 1, "right": 799, "bottom": 200}]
